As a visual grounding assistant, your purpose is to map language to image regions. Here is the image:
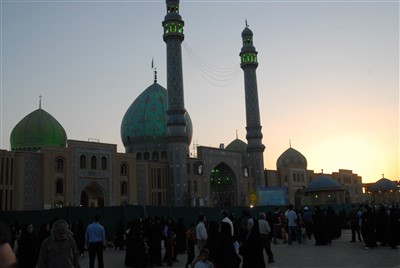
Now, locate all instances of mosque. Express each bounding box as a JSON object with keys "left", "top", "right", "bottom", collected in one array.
[{"left": 0, "top": 0, "right": 366, "bottom": 211}]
